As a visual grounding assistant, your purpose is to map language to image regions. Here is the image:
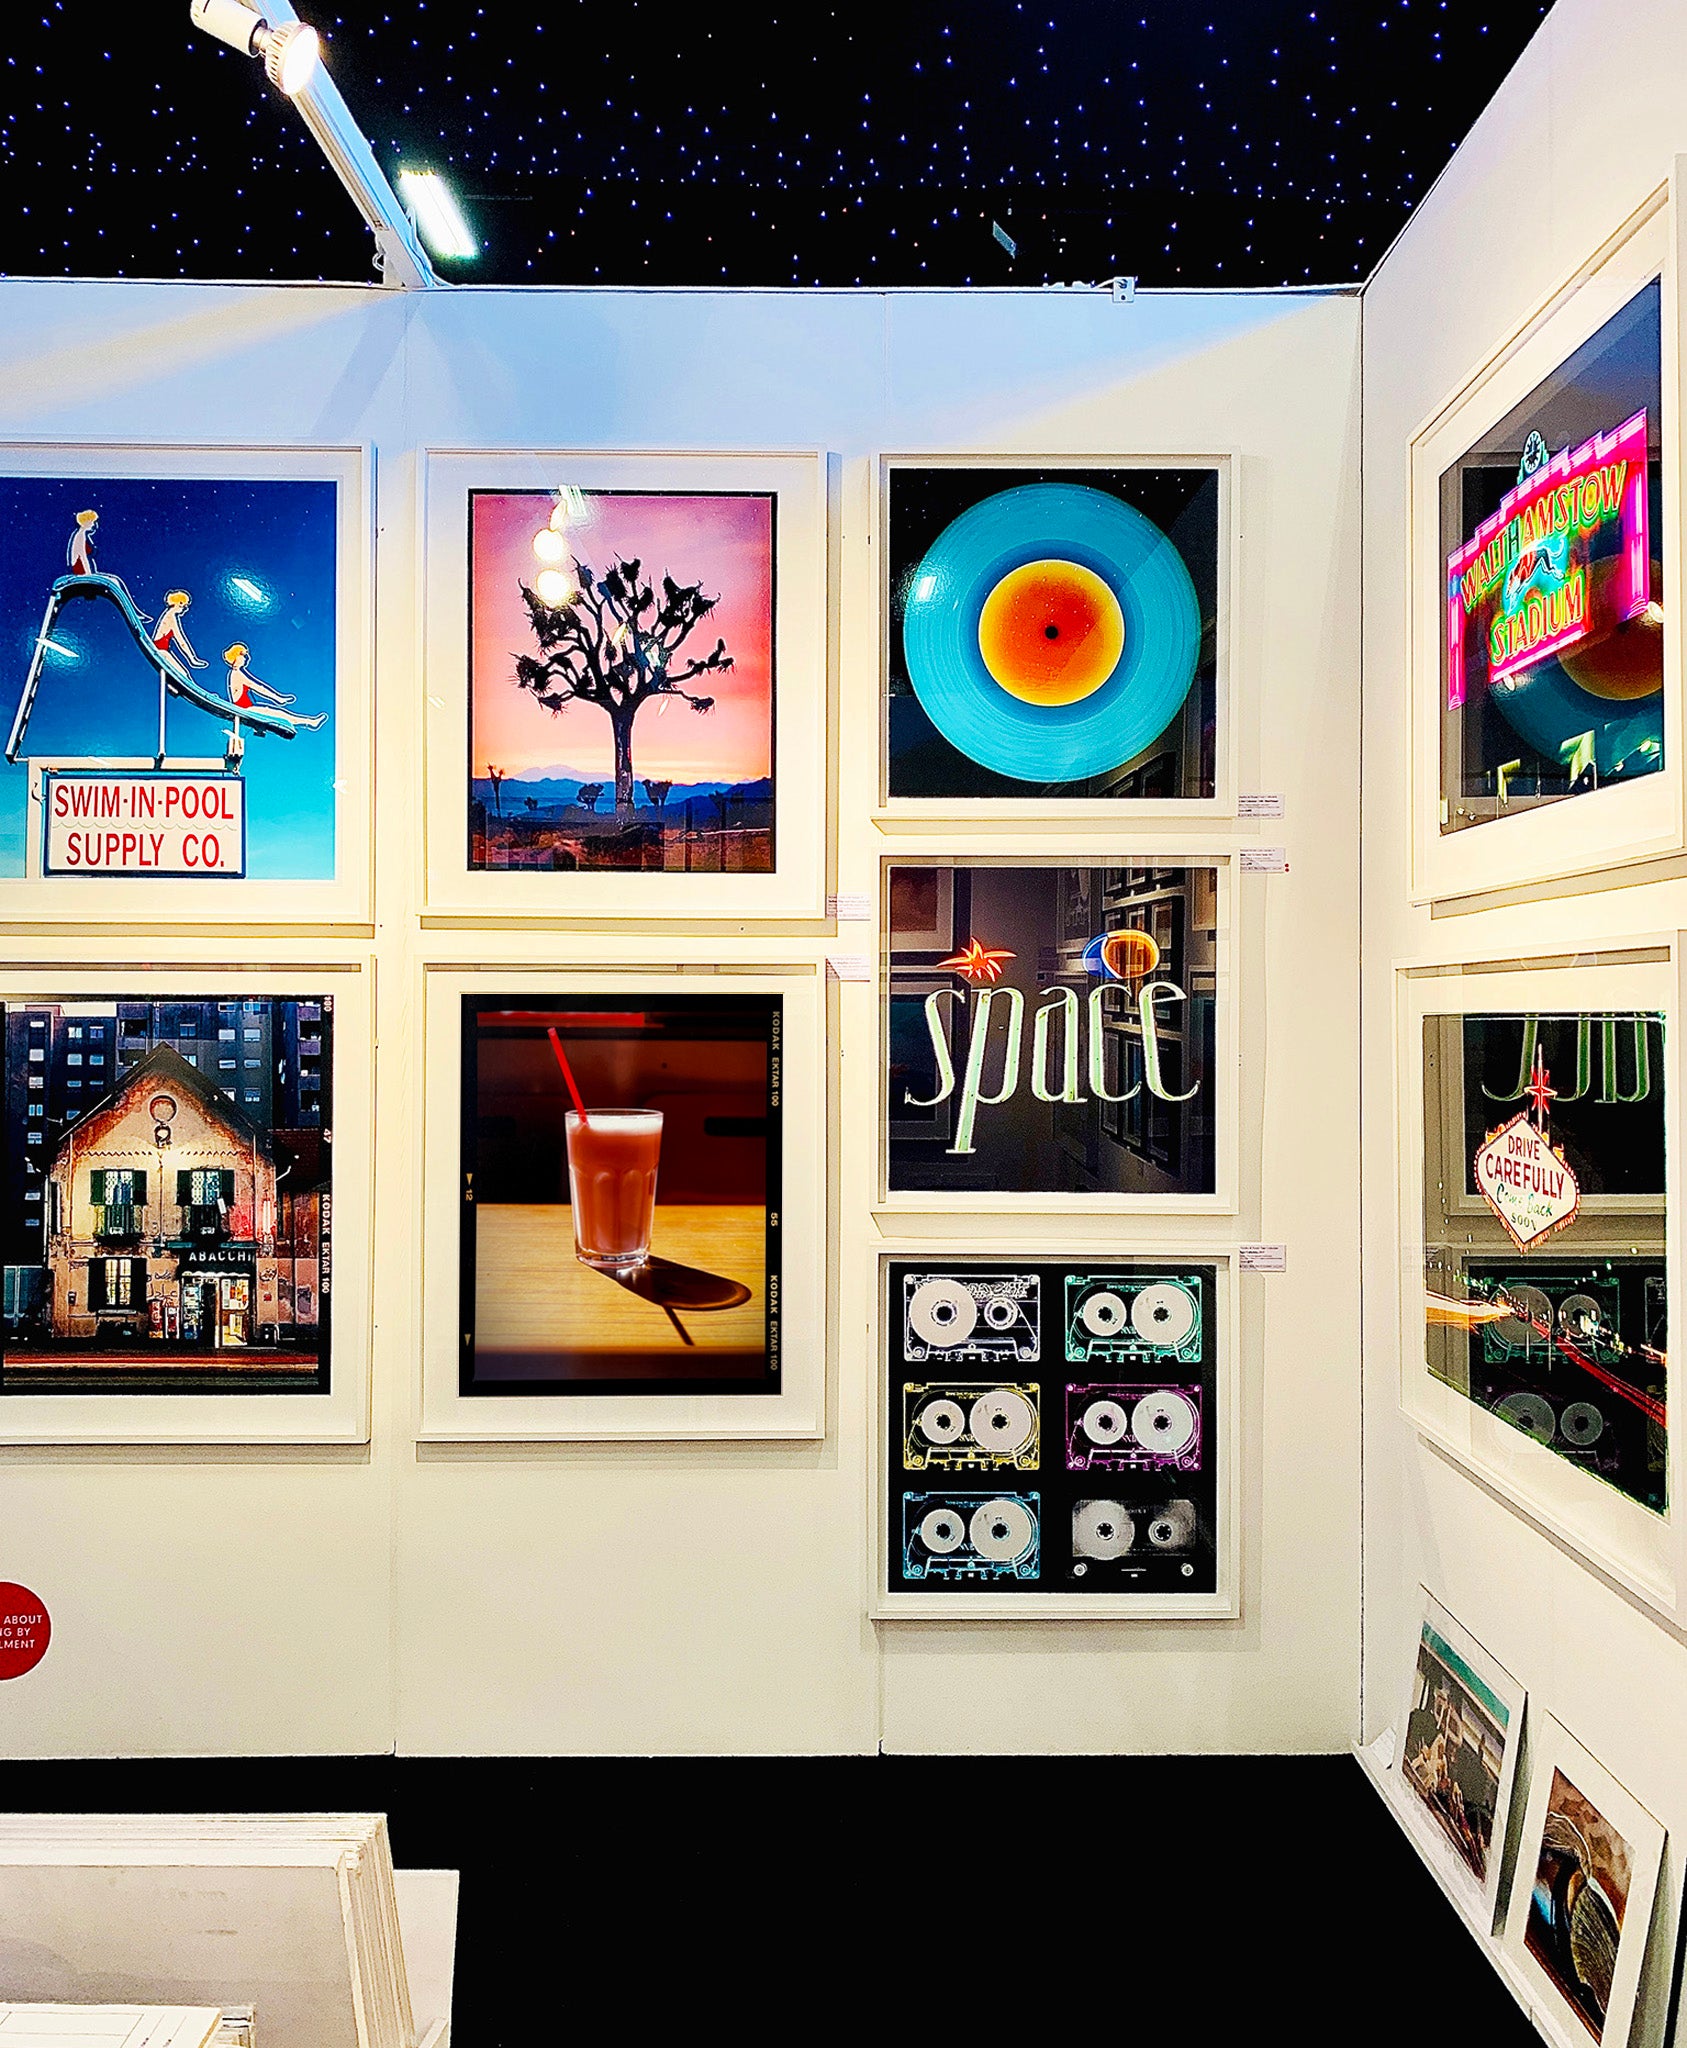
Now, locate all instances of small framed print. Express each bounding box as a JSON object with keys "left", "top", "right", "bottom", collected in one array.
[
  {"left": 1392, "top": 1591, "right": 1526, "bottom": 1931},
  {"left": 420, "top": 961, "right": 824, "bottom": 1439},
  {"left": 869, "top": 1245, "right": 1238, "bottom": 1619},
  {"left": 422, "top": 449, "right": 827, "bottom": 922},
  {"left": 0, "top": 444, "right": 370, "bottom": 926},
  {"left": 881, "top": 855, "right": 1235, "bottom": 1213},
  {"left": 1409, "top": 187, "right": 1681, "bottom": 901},
  {"left": 1397, "top": 948, "right": 1681, "bottom": 1614},
  {"left": 1502, "top": 1716, "right": 1666, "bottom": 2048},
  {"left": 0, "top": 958, "right": 372, "bottom": 1444},
  {"left": 878, "top": 455, "right": 1232, "bottom": 818}
]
